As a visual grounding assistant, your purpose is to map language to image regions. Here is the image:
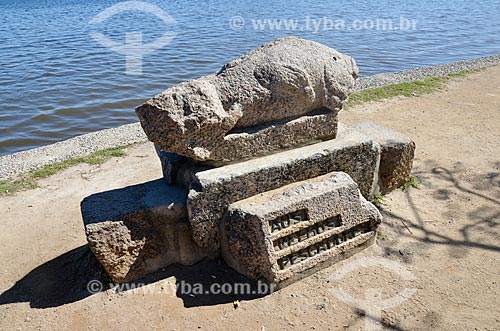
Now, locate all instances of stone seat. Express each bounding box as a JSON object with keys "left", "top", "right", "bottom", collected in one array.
[{"left": 81, "top": 179, "right": 206, "bottom": 282}]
